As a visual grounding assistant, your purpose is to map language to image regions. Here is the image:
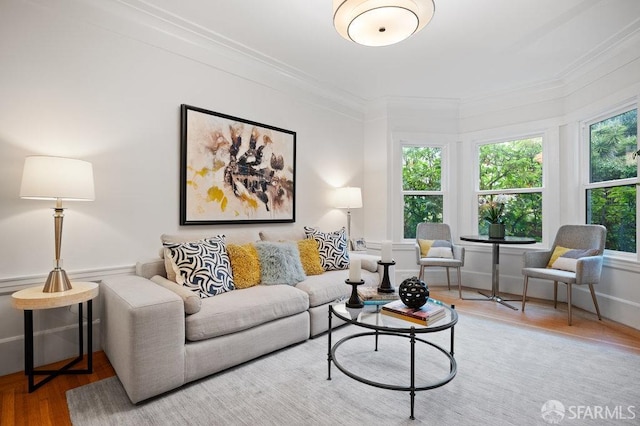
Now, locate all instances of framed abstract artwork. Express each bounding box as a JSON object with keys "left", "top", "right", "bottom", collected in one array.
[{"left": 180, "top": 104, "right": 296, "bottom": 225}]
